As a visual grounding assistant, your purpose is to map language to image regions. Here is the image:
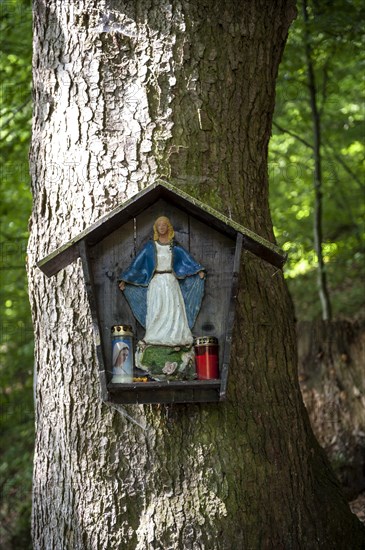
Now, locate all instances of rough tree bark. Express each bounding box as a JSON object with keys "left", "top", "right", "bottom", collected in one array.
[
  {"left": 28, "top": 1, "right": 365, "bottom": 548},
  {"left": 298, "top": 320, "right": 365, "bottom": 500}
]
